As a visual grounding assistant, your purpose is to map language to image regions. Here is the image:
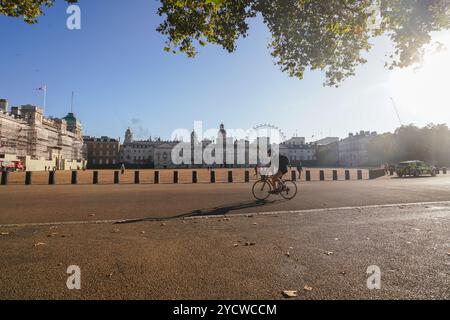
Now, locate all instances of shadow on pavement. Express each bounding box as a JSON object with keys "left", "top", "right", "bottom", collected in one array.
[{"left": 115, "top": 199, "right": 284, "bottom": 224}]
